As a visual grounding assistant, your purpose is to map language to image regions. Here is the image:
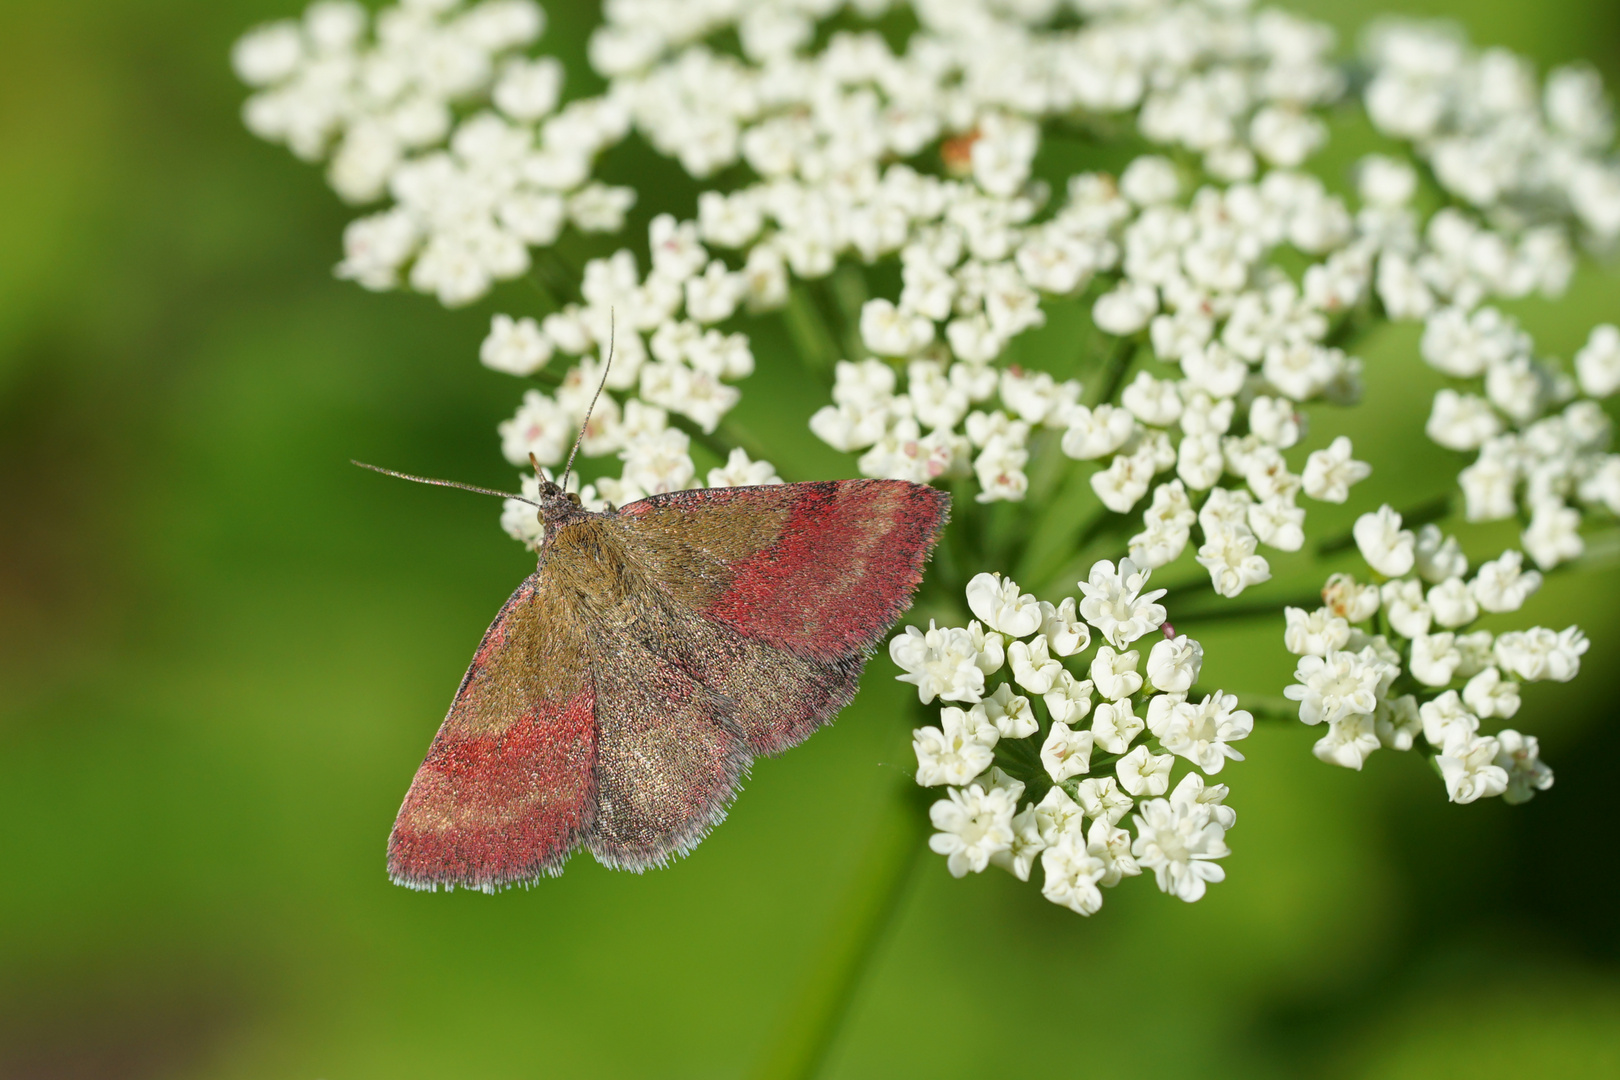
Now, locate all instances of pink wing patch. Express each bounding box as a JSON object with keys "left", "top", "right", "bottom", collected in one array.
[
  {"left": 387, "top": 579, "right": 597, "bottom": 892},
  {"left": 700, "top": 480, "right": 950, "bottom": 662}
]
